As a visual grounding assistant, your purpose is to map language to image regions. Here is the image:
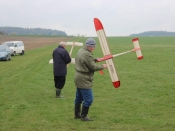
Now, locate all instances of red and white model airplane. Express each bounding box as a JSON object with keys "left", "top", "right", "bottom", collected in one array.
[{"left": 94, "top": 18, "right": 143, "bottom": 88}]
